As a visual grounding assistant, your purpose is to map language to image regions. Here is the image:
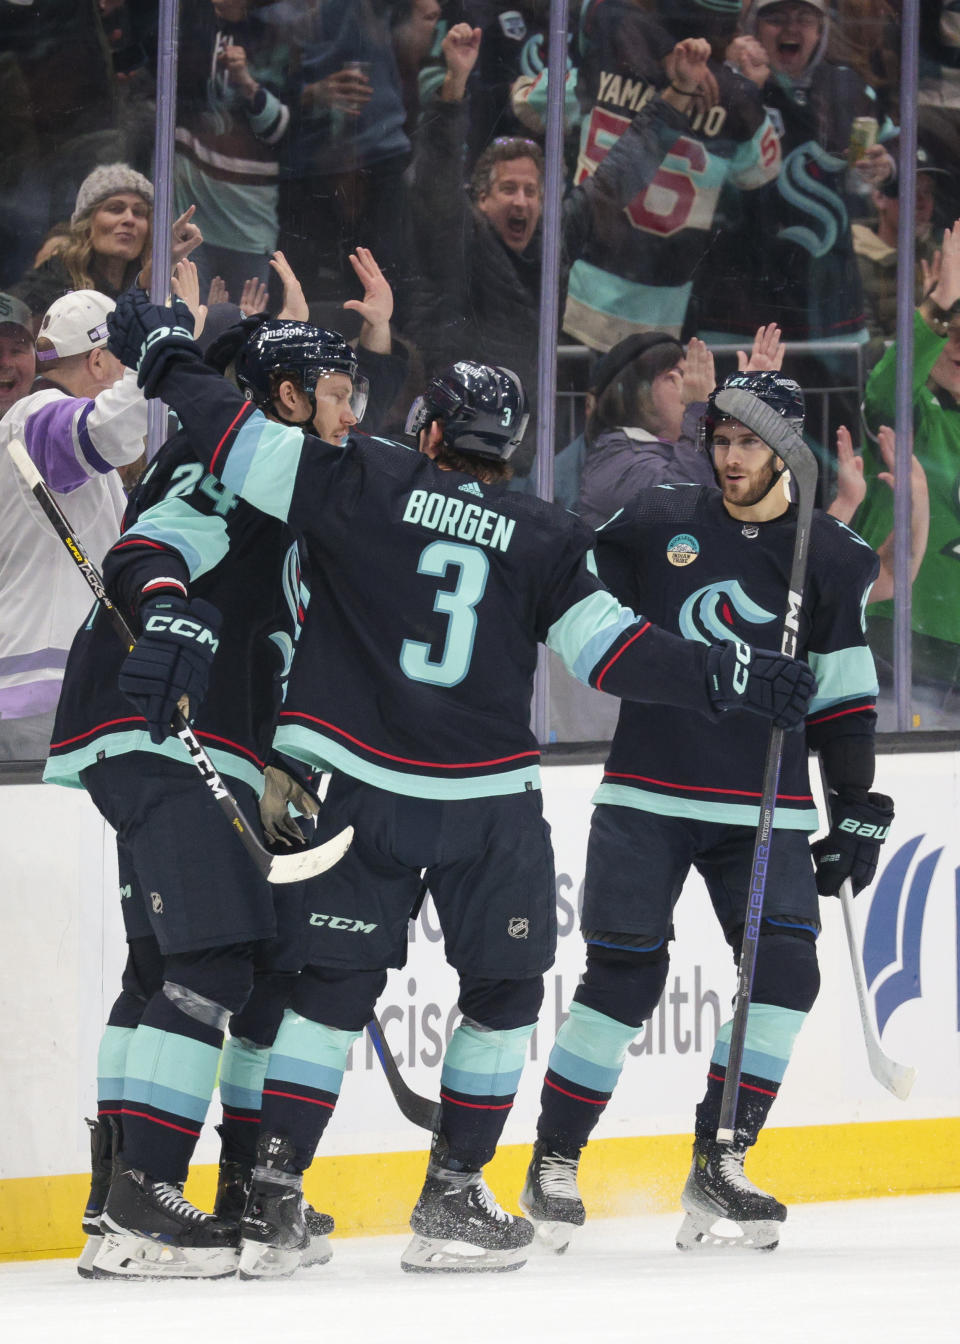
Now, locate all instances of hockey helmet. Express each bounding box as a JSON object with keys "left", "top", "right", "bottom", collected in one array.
[
  {"left": 404, "top": 362, "right": 529, "bottom": 461},
  {"left": 234, "top": 319, "right": 368, "bottom": 423},
  {"left": 701, "top": 370, "right": 805, "bottom": 452}
]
